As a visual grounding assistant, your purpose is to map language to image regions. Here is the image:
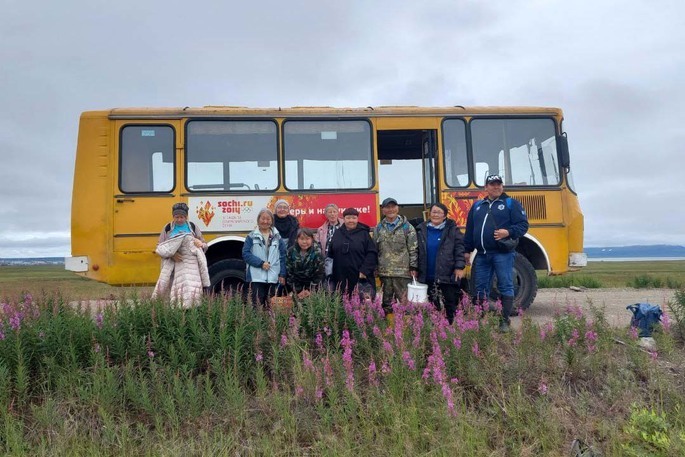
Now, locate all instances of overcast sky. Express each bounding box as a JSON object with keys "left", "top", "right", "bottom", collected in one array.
[{"left": 1, "top": 0, "right": 683, "bottom": 258}]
